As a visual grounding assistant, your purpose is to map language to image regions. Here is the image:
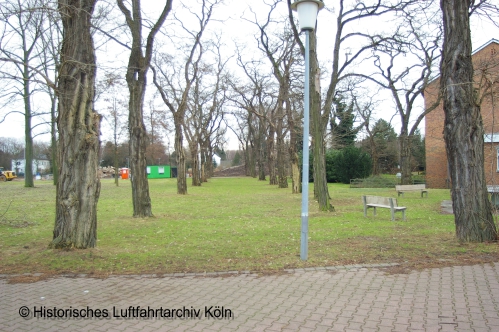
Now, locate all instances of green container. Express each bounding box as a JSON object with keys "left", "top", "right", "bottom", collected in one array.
[{"left": 146, "top": 165, "right": 171, "bottom": 179}]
